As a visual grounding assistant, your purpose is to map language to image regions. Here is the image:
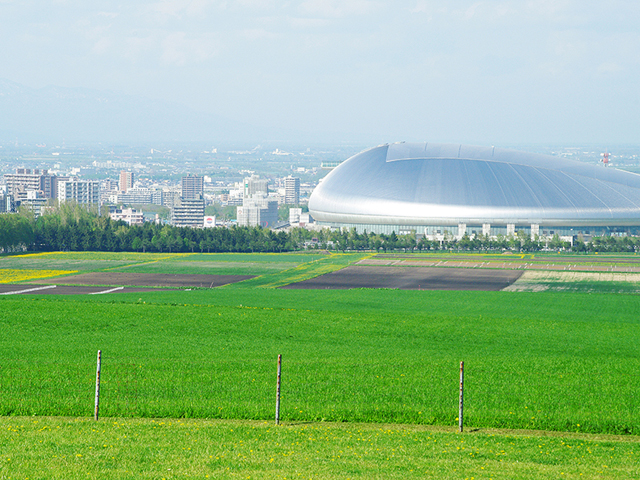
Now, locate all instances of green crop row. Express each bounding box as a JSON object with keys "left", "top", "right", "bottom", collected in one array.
[{"left": 0, "top": 251, "right": 328, "bottom": 276}]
